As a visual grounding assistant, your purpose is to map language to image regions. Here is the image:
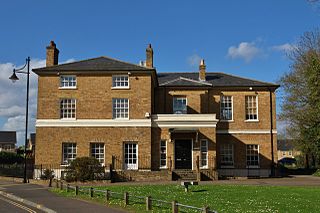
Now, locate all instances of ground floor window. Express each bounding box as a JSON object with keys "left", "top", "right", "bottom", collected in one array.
[
  {"left": 220, "top": 143, "right": 234, "bottom": 167},
  {"left": 62, "top": 143, "right": 77, "bottom": 164},
  {"left": 90, "top": 143, "right": 105, "bottom": 164},
  {"left": 246, "top": 144, "right": 259, "bottom": 167},
  {"left": 124, "top": 143, "right": 138, "bottom": 170},
  {"left": 200, "top": 139, "right": 208, "bottom": 168},
  {"left": 160, "top": 140, "right": 167, "bottom": 168}
]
